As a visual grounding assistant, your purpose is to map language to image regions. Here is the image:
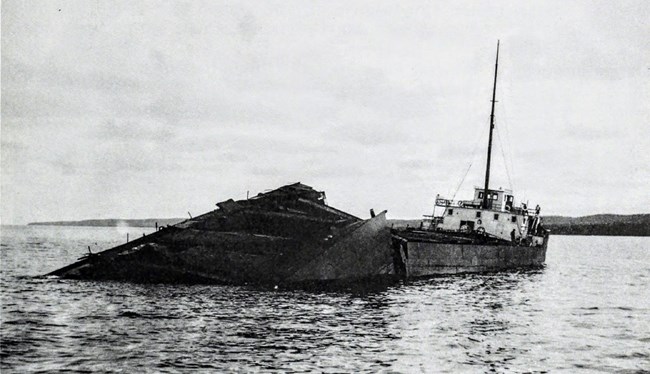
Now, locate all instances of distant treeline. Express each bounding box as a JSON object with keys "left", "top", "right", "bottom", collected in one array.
[
  {"left": 544, "top": 223, "right": 650, "bottom": 236},
  {"left": 28, "top": 218, "right": 185, "bottom": 228},
  {"left": 542, "top": 214, "right": 650, "bottom": 226},
  {"left": 29, "top": 214, "right": 650, "bottom": 236},
  {"left": 543, "top": 214, "right": 650, "bottom": 236}
]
